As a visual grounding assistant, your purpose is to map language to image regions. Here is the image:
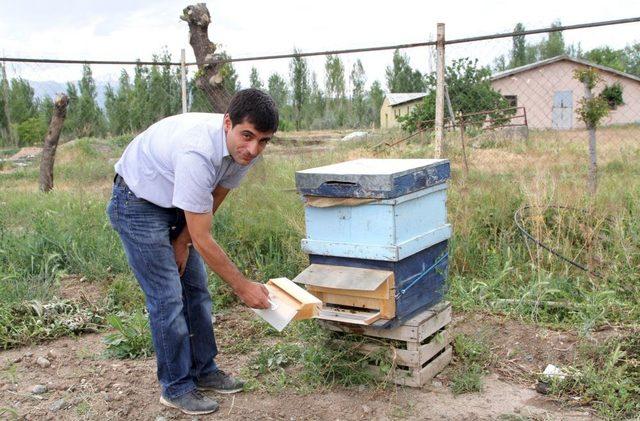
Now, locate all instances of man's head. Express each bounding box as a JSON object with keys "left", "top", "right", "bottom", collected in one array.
[{"left": 224, "top": 88, "right": 279, "bottom": 165}]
